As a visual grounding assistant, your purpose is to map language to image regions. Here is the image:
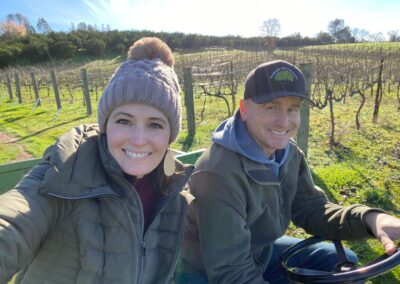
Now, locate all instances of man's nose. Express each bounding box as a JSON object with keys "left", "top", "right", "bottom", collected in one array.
[{"left": 275, "top": 112, "right": 290, "bottom": 128}]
